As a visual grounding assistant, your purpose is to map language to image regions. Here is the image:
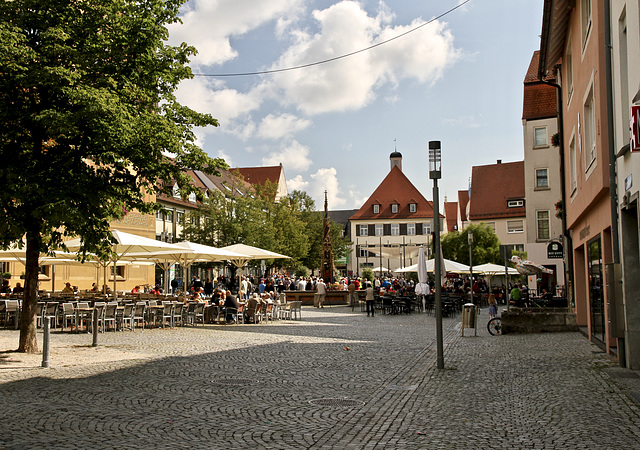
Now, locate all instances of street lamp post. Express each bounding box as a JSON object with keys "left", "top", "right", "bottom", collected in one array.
[
  {"left": 429, "top": 140, "right": 444, "bottom": 370},
  {"left": 468, "top": 229, "right": 474, "bottom": 304}
]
